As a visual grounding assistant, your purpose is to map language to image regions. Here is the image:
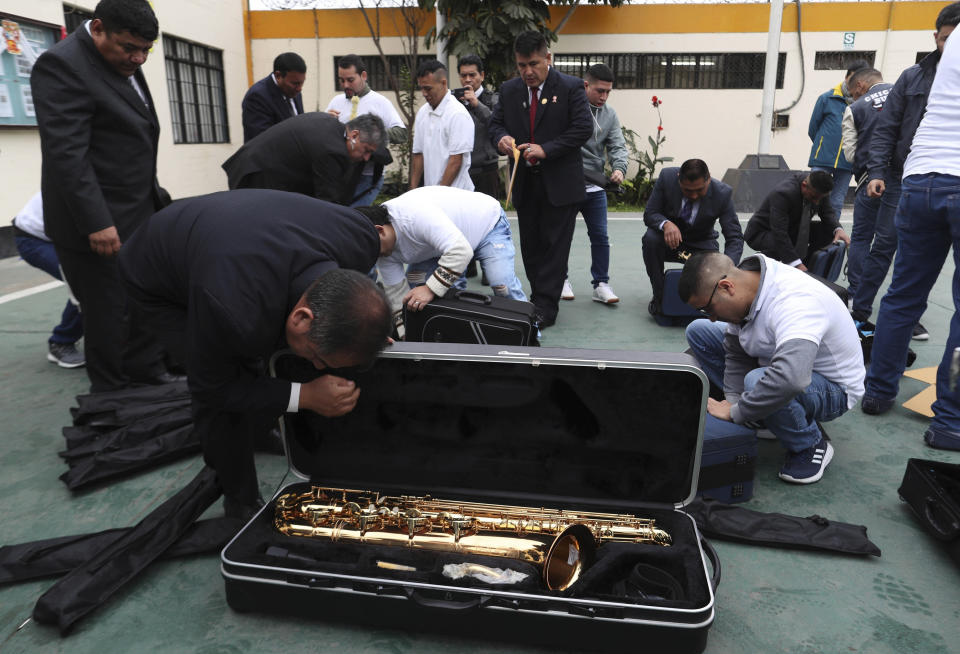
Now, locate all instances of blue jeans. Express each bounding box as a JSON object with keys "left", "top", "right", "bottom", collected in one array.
[
  {"left": 865, "top": 173, "right": 960, "bottom": 434},
  {"left": 405, "top": 212, "right": 527, "bottom": 301},
  {"left": 847, "top": 179, "right": 901, "bottom": 320},
  {"left": 575, "top": 189, "right": 610, "bottom": 286},
  {"left": 811, "top": 166, "right": 853, "bottom": 220},
  {"left": 15, "top": 234, "right": 83, "bottom": 345},
  {"left": 350, "top": 174, "right": 384, "bottom": 207},
  {"left": 686, "top": 319, "right": 849, "bottom": 452}
]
